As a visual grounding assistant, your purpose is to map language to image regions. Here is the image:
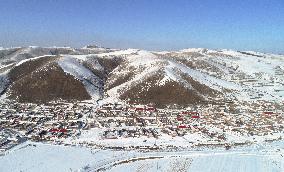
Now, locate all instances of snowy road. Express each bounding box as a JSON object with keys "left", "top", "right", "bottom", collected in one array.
[
  {"left": 0, "top": 141, "right": 283, "bottom": 172},
  {"left": 103, "top": 151, "right": 284, "bottom": 172},
  {"left": 89, "top": 144, "right": 284, "bottom": 172}
]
